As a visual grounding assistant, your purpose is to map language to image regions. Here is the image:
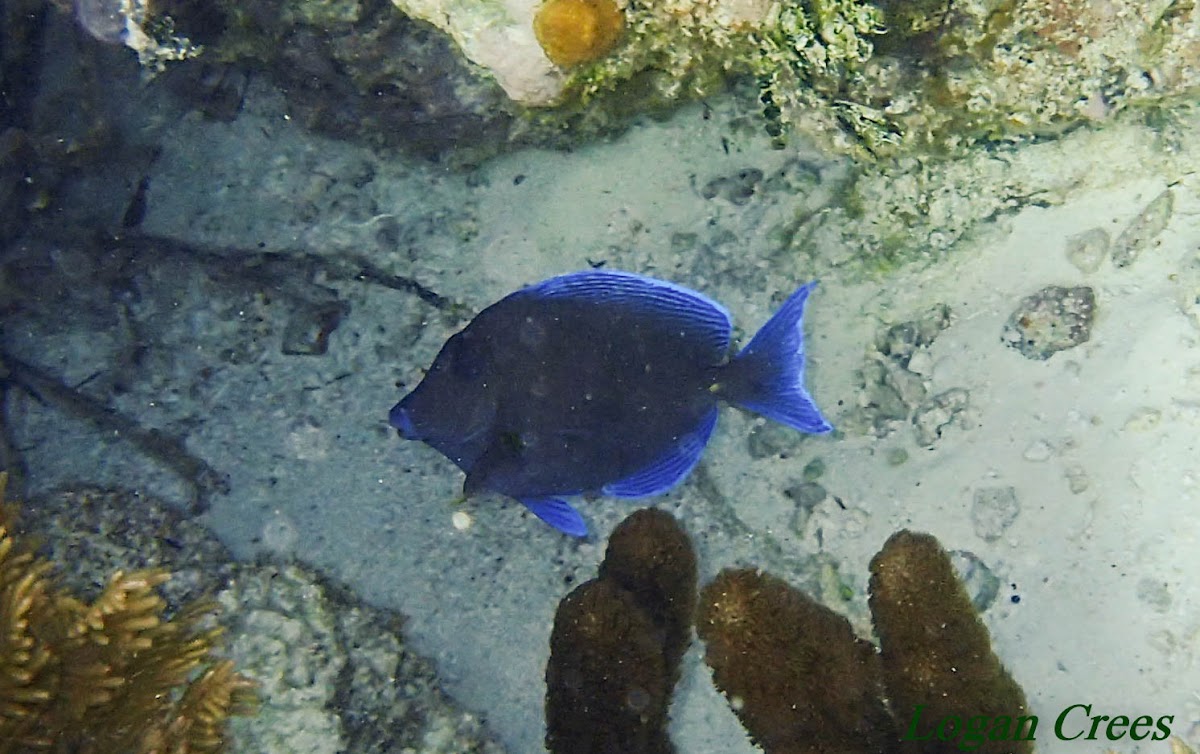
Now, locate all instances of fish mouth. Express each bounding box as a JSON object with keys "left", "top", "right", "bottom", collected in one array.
[
  {"left": 389, "top": 400, "right": 493, "bottom": 448},
  {"left": 388, "top": 402, "right": 420, "bottom": 439}
]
